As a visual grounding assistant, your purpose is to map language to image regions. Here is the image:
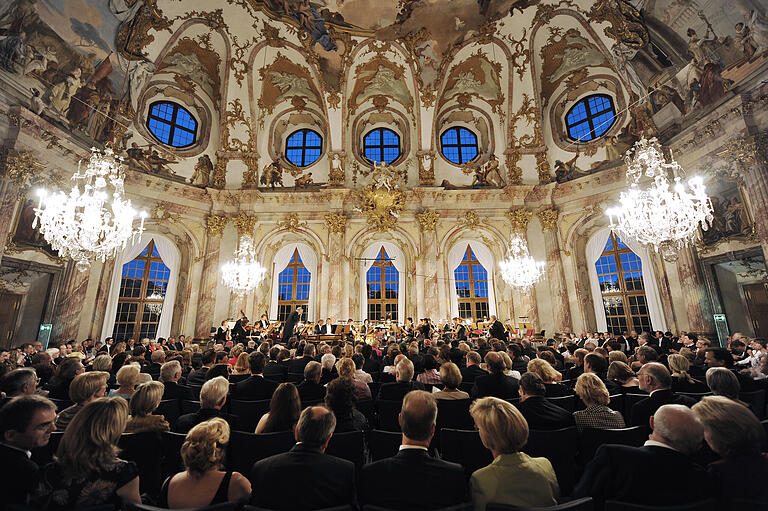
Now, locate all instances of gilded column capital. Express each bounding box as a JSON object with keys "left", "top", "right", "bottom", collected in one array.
[
  {"left": 205, "top": 214, "right": 227, "bottom": 237},
  {"left": 232, "top": 212, "right": 257, "bottom": 236},
  {"left": 538, "top": 208, "right": 559, "bottom": 232},
  {"left": 416, "top": 210, "right": 440, "bottom": 232},
  {"left": 506, "top": 208, "right": 532, "bottom": 233},
  {"left": 324, "top": 212, "right": 347, "bottom": 233},
  {"left": 459, "top": 211, "right": 481, "bottom": 229}
]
